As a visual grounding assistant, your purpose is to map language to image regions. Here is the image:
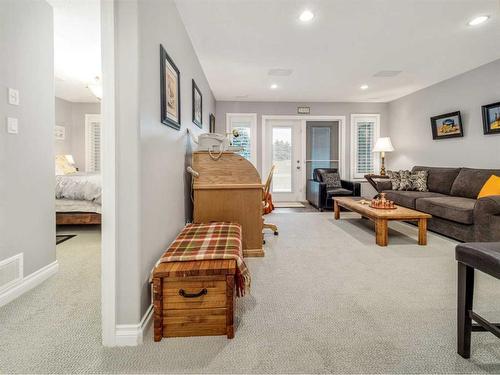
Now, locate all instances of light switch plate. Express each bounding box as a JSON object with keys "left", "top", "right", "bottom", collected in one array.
[
  {"left": 7, "top": 117, "right": 18, "bottom": 134},
  {"left": 8, "top": 88, "right": 19, "bottom": 105}
]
